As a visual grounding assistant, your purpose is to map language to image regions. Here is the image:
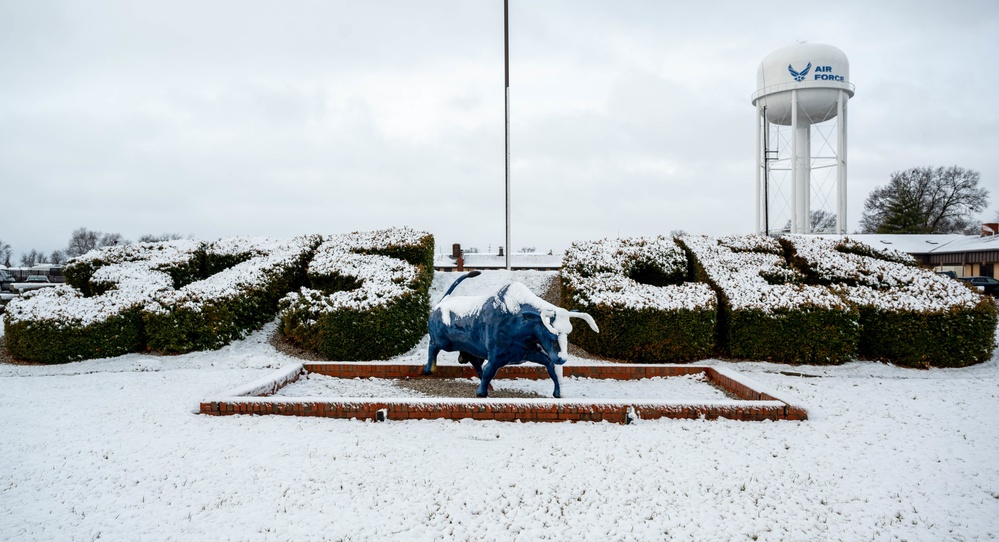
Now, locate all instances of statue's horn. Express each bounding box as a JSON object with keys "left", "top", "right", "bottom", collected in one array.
[{"left": 569, "top": 311, "right": 599, "bottom": 333}]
